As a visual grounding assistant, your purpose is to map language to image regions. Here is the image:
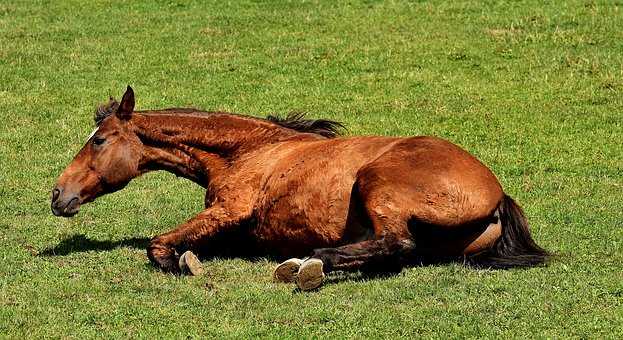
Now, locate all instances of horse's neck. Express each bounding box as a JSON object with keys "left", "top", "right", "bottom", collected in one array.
[
  {"left": 133, "top": 111, "right": 299, "bottom": 186},
  {"left": 139, "top": 143, "right": 222, "bottom": 186}
]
